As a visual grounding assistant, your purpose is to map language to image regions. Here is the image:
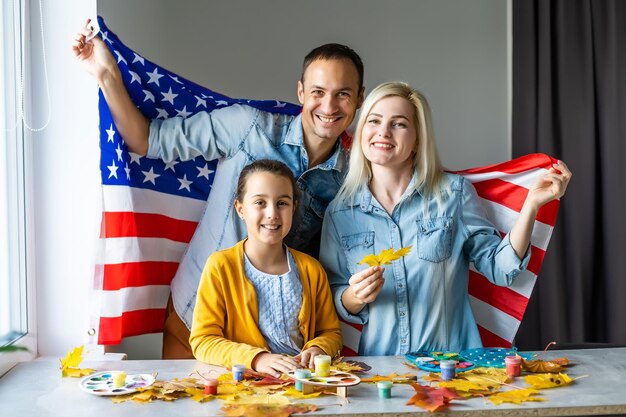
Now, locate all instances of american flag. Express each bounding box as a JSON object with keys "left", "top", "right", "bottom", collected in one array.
[{"left": 90, "top": 17, "right": 559, "bottom": 352}]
